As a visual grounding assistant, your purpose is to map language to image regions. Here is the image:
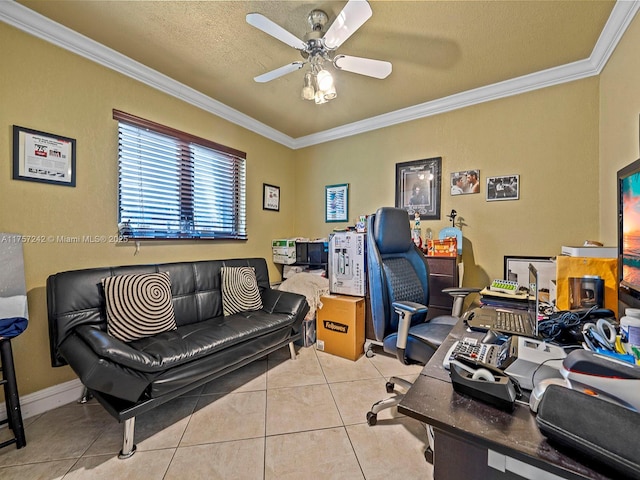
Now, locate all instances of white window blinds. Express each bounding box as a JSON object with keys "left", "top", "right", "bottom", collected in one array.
[{"left": 114, "top": 110, "right": 247, "bottom": 240}]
